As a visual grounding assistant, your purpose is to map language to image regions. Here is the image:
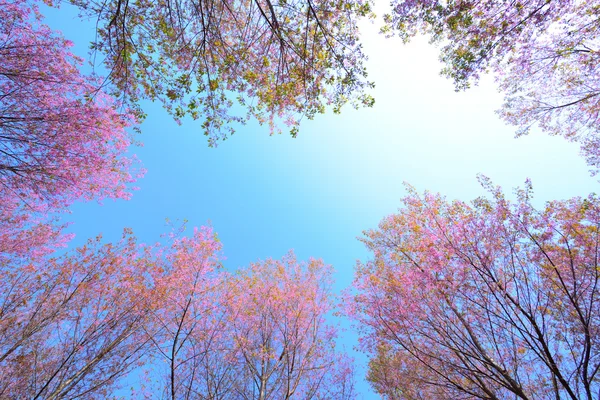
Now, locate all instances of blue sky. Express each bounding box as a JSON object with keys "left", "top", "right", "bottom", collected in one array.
[{"left": 44, "top": 2, "right": 597, "bottom": 397}]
